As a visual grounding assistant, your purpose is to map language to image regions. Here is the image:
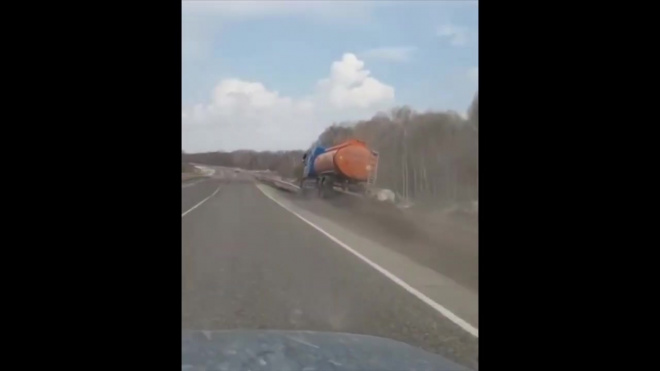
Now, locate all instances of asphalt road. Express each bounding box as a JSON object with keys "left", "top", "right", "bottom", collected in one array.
[
  {"left": 277, "top": 190, "right": 479, "bottom": 293},
  {"left": 182, "top": 171, "right": 479, "bottom": 370}
]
